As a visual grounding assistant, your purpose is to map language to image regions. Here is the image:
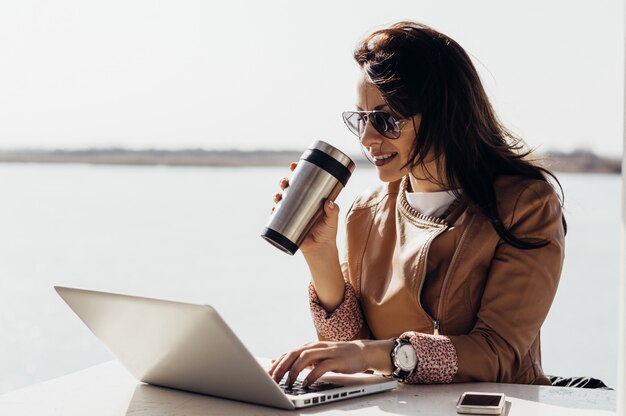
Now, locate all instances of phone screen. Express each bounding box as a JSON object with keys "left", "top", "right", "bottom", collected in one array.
[{"left": 460, "top": 394, "right": 503, "bottom": 407}]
